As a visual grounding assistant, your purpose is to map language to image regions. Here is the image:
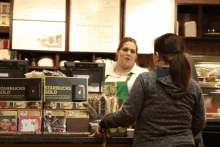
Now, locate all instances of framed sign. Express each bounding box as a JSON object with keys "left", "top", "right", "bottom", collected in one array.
[
  {"left": 44, "top": 77, "right": 88, "bottom": 102},
  {"left": 11, "top": 0, "right": 67, "bottom": 52},
  {"left": 69, "top": 0, "right": 121, "bottom": 53},
  {"left": 125, "top": 0, "right": 176, "bottom": 54},
  {"left": 0, "top": 78, "right": 42, "bottom": 101}
]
